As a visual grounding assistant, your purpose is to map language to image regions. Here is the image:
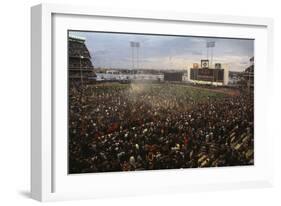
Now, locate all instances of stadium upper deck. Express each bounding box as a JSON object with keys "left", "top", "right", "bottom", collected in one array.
[{"left": 68, "top": 35, "right": 95, "bottom": 81}]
